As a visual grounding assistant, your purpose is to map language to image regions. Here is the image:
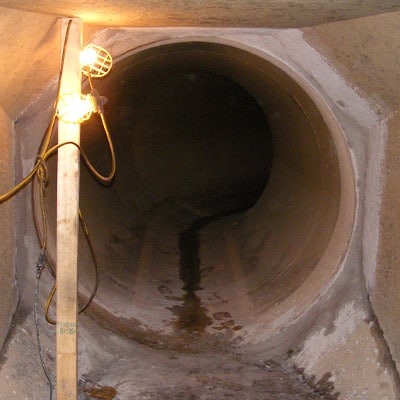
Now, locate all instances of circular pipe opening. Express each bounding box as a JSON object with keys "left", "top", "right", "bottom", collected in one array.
[{"left": 48, "top": 41, "right": 355, "bottom": 351}]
